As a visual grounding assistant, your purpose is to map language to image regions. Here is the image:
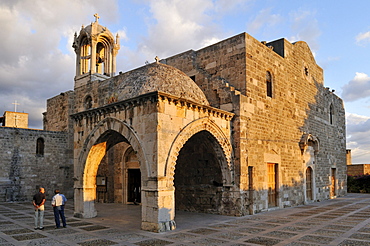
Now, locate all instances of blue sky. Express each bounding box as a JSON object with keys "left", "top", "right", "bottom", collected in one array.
[{"left": 1, "top": 0, "right": 370, "bottom": 163}]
